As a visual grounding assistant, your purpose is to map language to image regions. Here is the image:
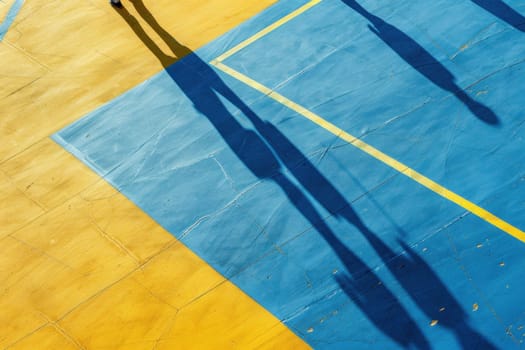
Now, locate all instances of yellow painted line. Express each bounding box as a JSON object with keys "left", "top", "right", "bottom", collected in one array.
[
  {"left": 214, "top": 0, "right": 322, "bottom": 62},
  {"left": 211, "top": 61, "right": 525, "bottom": 243}
]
